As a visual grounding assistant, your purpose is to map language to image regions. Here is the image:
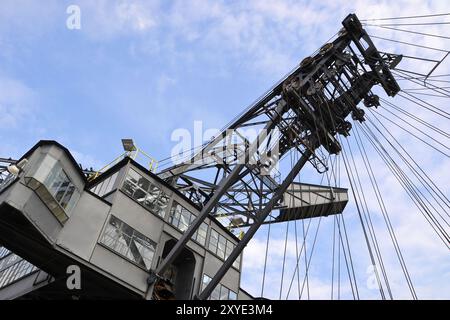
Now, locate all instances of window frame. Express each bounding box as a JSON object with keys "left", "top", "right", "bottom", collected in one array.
[
  {"left": 201, "top": 274, "right": 238, "bottom": 300},
  {"left": 0, "top": 257, "right": 38, "bottom": 289},
  {"left": 99, "top": 215, "right": 157, "bottom": 271},
  {"left": 169, "top": 201, "right": 209, "bottom": 246},
  {"left": 207, "top": 228, "right": 241, "bottom": 270},
  {"left": 41, "top": 160, "right": 80, "bottom": 217},
  {"left": 121, "top": 168, "right": 170, "bottom": 219}
]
